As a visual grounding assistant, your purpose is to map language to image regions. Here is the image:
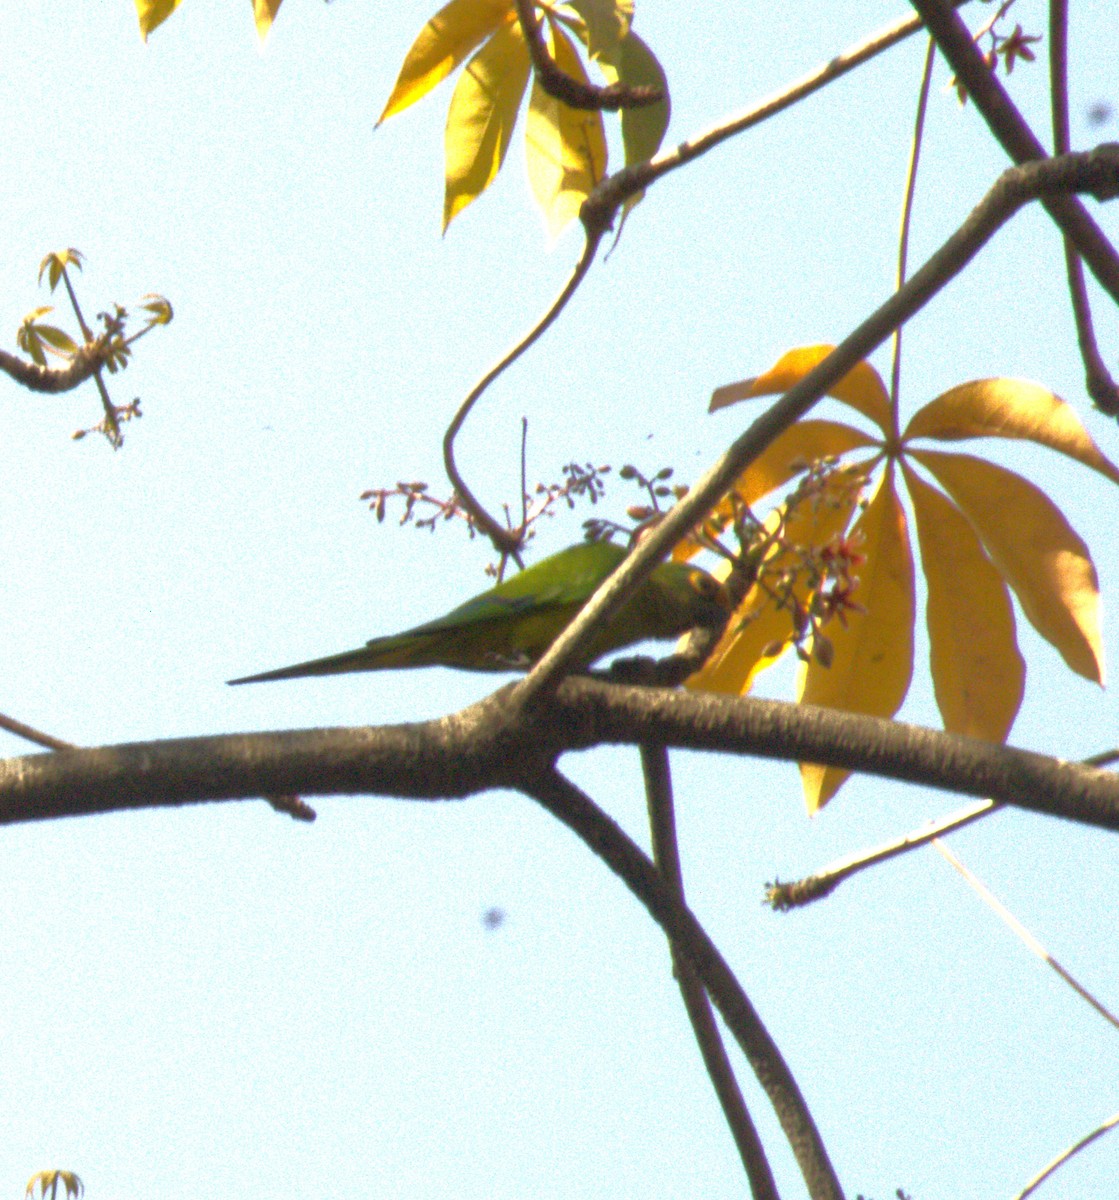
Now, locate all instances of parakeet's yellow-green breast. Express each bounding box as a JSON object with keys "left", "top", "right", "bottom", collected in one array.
[{"left": 228, "top": 540, "right": 728, "bottom": 684}]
